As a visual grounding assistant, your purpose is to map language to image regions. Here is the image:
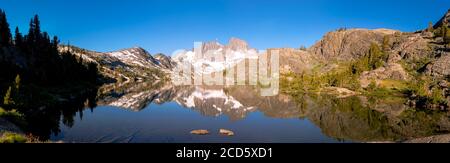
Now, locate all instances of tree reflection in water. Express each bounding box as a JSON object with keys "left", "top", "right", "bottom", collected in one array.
[
  {"left": 17, "top": 87, "right": 99, "bottom": 140},
  {"left": 15, "top": 81, "right": 450, "bottom": 142}
]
